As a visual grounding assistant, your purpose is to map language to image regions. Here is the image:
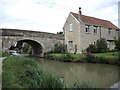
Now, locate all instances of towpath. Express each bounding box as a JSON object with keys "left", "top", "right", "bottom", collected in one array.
[{"left": 0, "top": 57, "right": 6, "bottom": 90}]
